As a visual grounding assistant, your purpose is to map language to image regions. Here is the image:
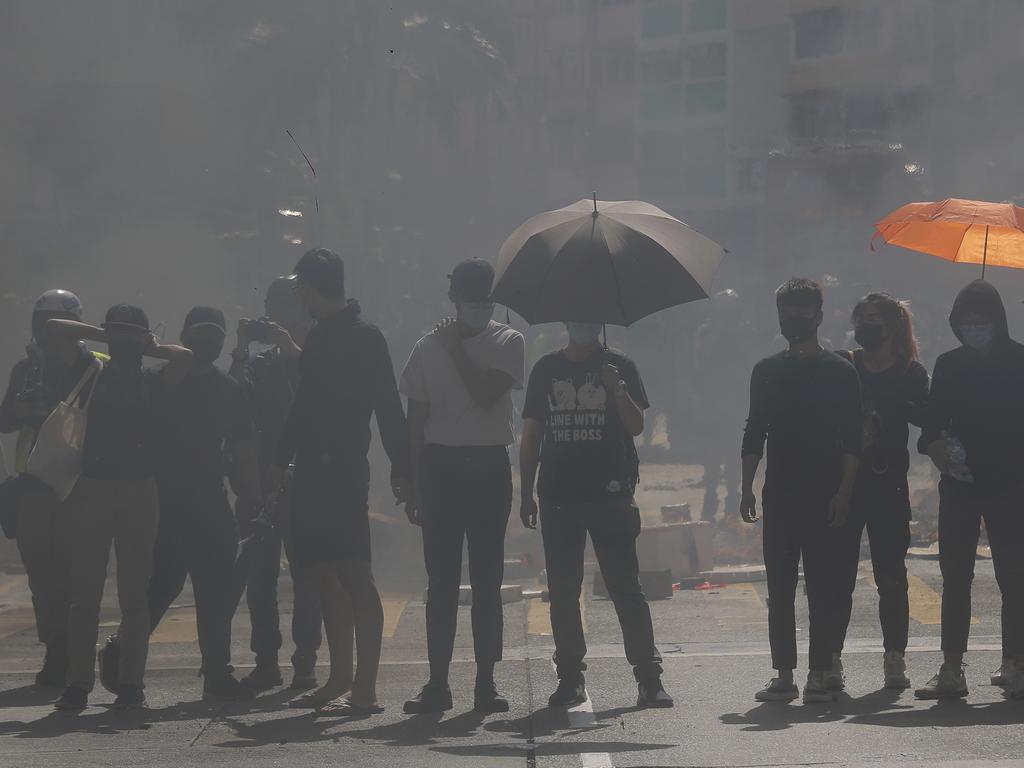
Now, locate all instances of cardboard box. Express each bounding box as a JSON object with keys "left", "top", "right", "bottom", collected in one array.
[{"left": 636, "top": 521, "right": 715, "bottom": 578}]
